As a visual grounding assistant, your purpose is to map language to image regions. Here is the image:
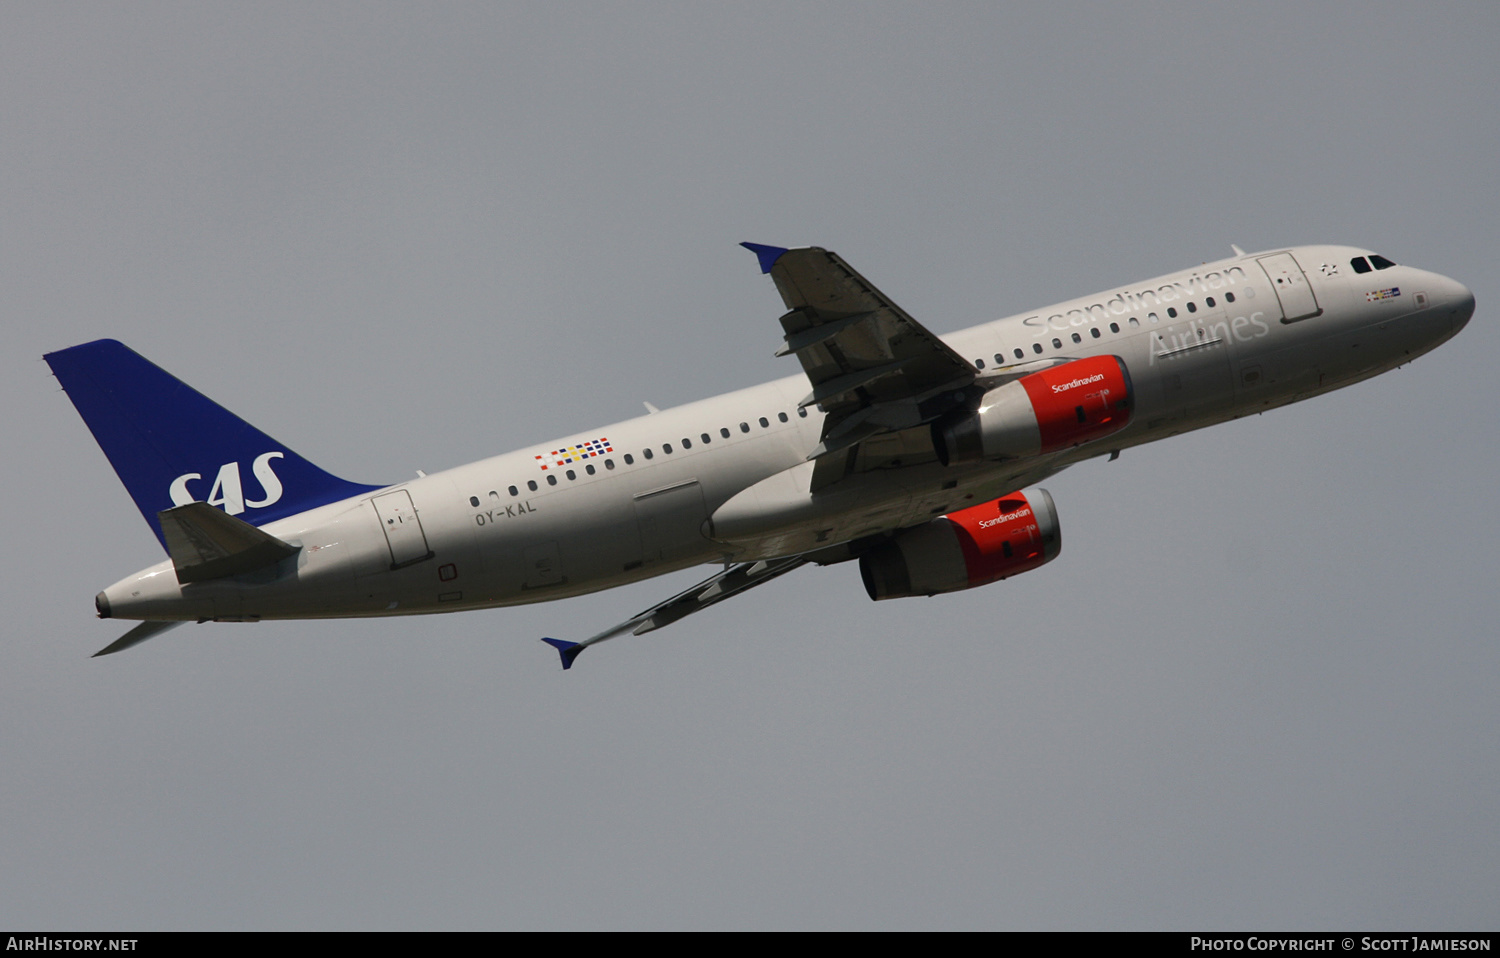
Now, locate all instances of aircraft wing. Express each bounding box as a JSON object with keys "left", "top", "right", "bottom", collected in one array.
[
  {"left": 743, "top": 244, "right": 980, "bottom": 488},
  {"left": 541, "top": 555, "right": 809, "bottom": 669}
]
